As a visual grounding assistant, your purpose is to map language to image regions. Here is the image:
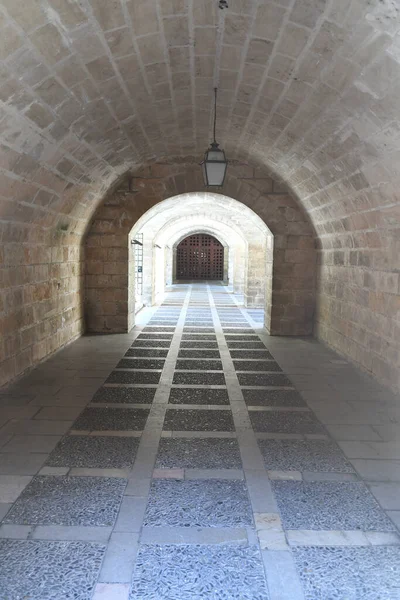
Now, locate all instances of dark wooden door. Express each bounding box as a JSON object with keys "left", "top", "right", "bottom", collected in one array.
[{"left": 176, "top": 234, "right": 224, "bottom": 280}]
